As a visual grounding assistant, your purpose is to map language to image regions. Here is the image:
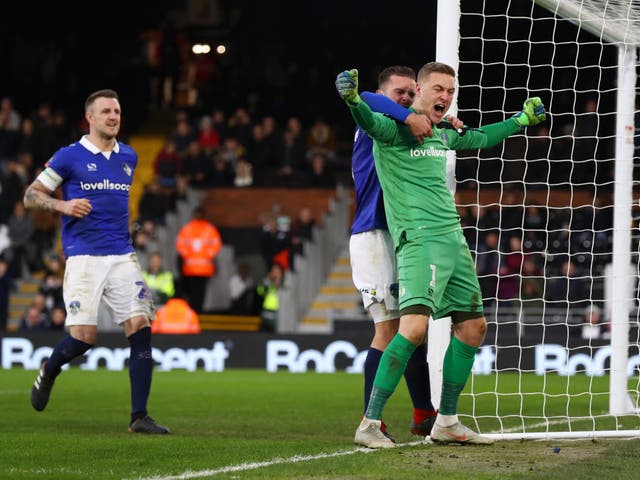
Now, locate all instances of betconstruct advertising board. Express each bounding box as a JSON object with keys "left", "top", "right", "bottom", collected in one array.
[{"left": 1, "top": 332, "right": 638, "bottom": 377}]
